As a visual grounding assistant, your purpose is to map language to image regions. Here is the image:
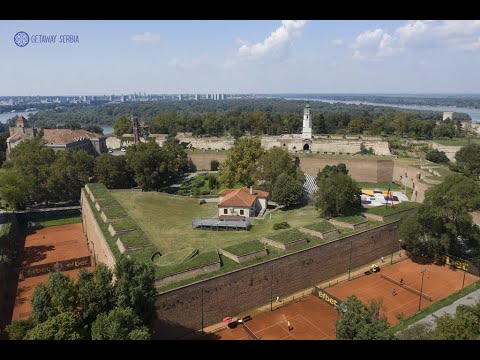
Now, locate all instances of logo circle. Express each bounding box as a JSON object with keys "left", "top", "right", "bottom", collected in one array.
[{"left": 14, "top": 31, "right": 29, "bottom": 47}]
